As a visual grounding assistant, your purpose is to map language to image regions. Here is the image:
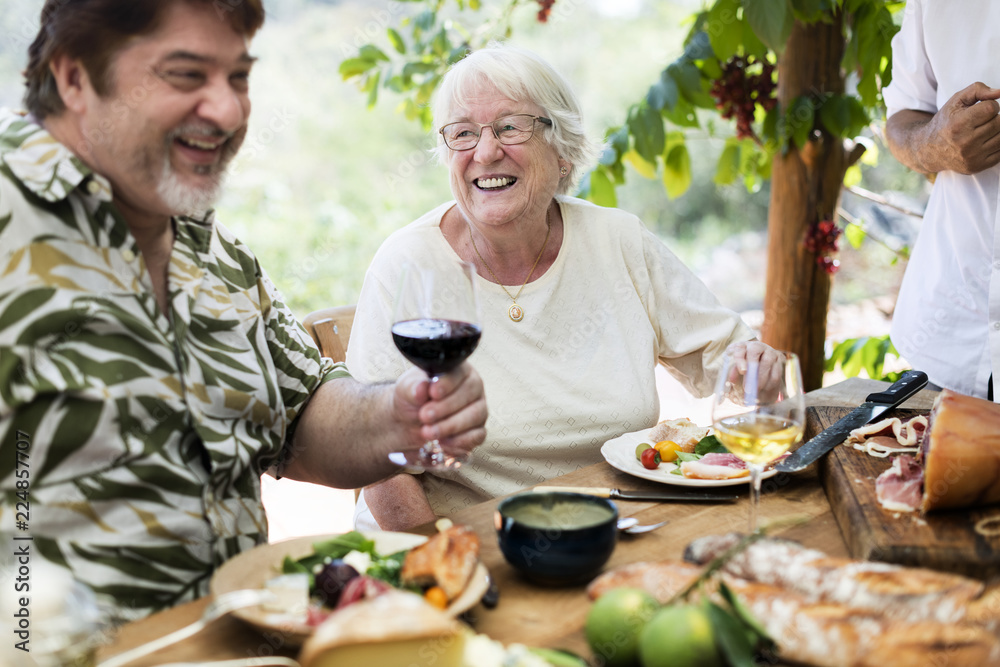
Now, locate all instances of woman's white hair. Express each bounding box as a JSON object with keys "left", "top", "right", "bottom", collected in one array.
[{"left": 430, "top": 42, "right": 599, "bottom": 195}]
